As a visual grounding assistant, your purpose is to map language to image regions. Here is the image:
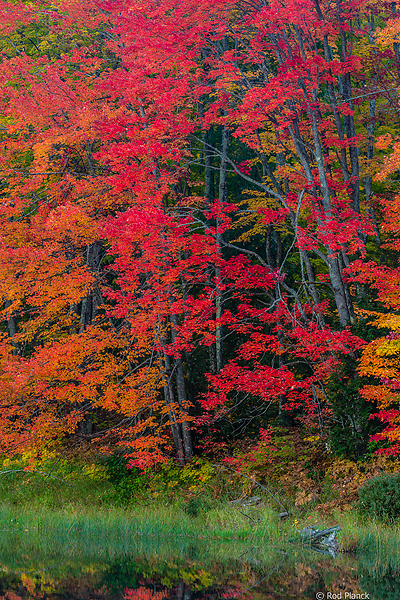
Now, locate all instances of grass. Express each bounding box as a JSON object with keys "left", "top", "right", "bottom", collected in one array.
[
  {"left": 0, "top": 501, "right": 399, "bottom": 599},
  {"left": 1, "top": 497, "right": 400, "bottom": 555},
  {"left": 336, "top": 511, "right": 400, "bottom": 559},
  {"left": 0, "top": 458, "right": 287, "bottom": 543},
  {"left": 2, "top": 451, "right": 400, "bottom": 599},
  {"left": 1, "top": 456, "right": 400, "bottom": 558},
  {"left": 0, "top": 520, "right": 353, "bottom": 600},
  {"left": 0, "top": 501, "right": 283, "bottom": 544},
  {"left": 0, "top": 504, "right": 357, "bottom": 578},
  {"left": 0, "top": 504, "right": 398, "bottom": 600},
  {"left": 0, "top": 502, "right": 296, "bottom": 590}
]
